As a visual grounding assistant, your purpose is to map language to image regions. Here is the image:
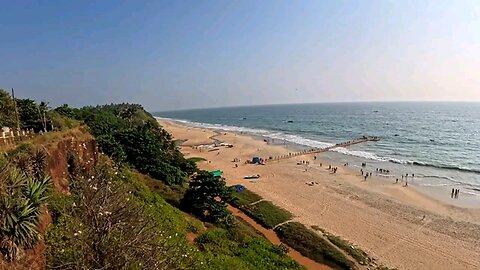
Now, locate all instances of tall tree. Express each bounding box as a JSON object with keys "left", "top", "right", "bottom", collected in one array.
[
  {"left": 0, "top": 89, "right": 16, "bottom": 128},
  {"left": 181, "top": 170, "right": 233, "bottom": 226}
]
